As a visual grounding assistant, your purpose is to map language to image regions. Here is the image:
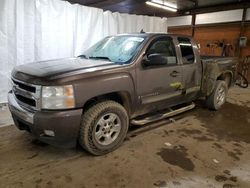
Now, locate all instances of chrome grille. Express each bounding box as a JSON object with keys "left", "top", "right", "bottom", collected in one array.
[{"left": 12, "top": 78, "right": 41, "bottom": 111}]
